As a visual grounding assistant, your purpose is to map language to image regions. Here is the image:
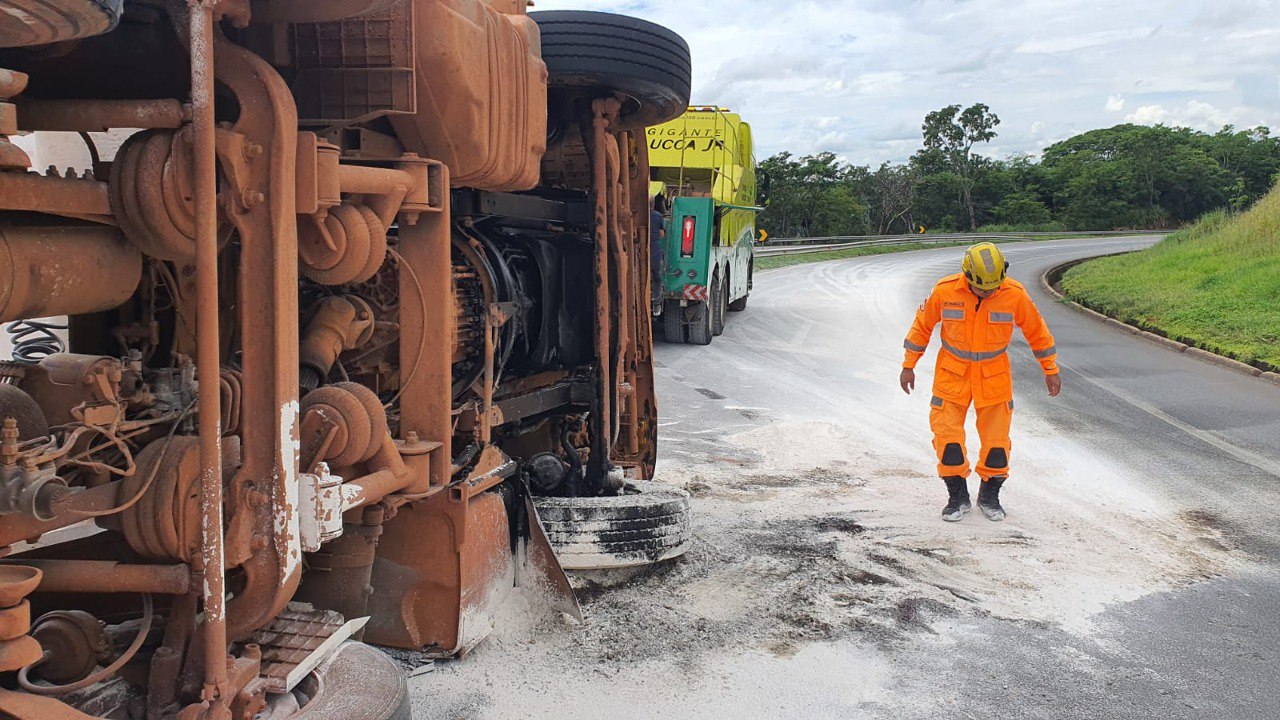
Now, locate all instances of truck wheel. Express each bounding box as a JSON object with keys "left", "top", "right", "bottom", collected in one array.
[
  {"left": 0, "top": 0, "right": 122, "bottom": 48},
  {"left": 257, "top": 642, "right": 411, "bottom": 720},
  {"left": 533, "top": 481, "right": 692, "bottom": 570},
  {"left": 711, "top": 275, "right": 726, "bottom": 336},
  {"left": 661, "top": 300, "right": 684, "bottom": 343},
  {"left": 531, "top": 10, "right": 692, "bottom": 130},
  {"left": 729, "top": 264, "right": 752, "bottom": 311},
  {"left": 686, "top": 299, "right": 713, "bottom": 346}
]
